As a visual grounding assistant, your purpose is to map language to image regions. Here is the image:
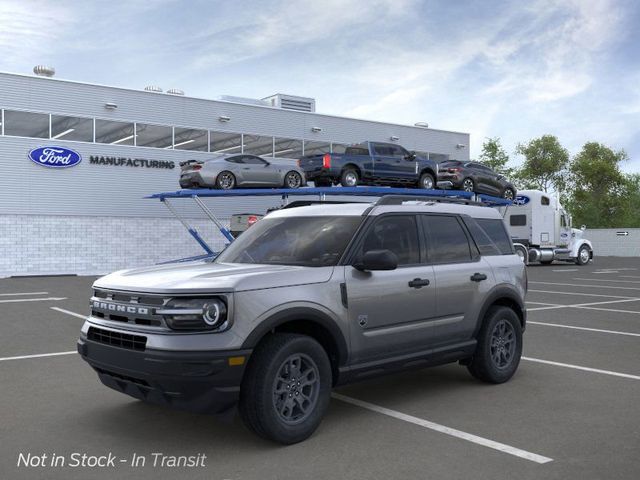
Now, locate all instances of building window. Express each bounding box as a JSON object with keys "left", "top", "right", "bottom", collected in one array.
[
  {"left": 95, "top": 119, "right": 135, "bottom": 145},
  {"left": 210, "top": 131, "right": 243, "bottom": 154},
  {"left": 303, "top": 140, "right": 330, "bottom": 156},
  {"left": 244, "top": 134, "right": 274, "bottom": 156},
  {"left": 51, "top": 115, "right": 93, "bottom": 142},
  {"left": 273, "top": 137, "right": 303, "bottom": 159},
  {"left": 135, "top": 123, "right": 172, "bottom": 149},
  {"left": 3, "top": 110, "right": 49, "bottom": 138},
  {"left": 173, "top": 127, "right": 208, "bottom": 151}
]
